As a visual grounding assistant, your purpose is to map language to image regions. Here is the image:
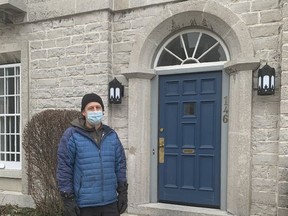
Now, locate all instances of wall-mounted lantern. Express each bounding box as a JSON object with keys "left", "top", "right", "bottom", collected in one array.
[
  {"left": 108, "top": 78, "right": 124, "bottom": 104},
  {"left": 257, "top": 64, "right": 275, "bottom": 95}
]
